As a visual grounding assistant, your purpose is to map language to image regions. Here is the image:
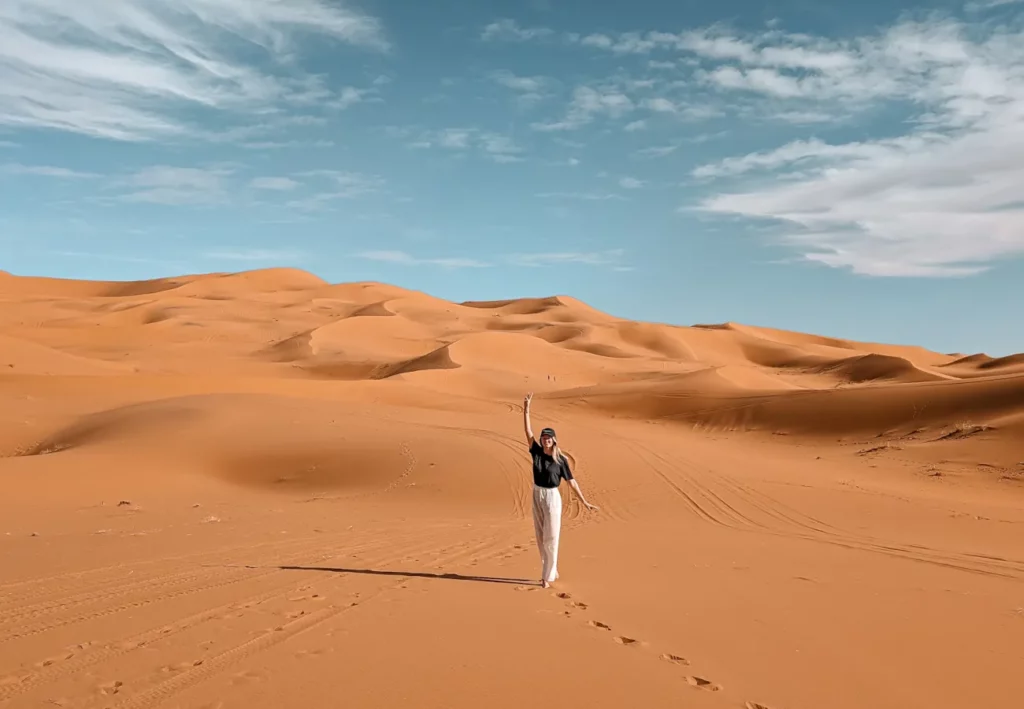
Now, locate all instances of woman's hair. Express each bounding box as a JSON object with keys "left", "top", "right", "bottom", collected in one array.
[{"left": 550, "top": 440, "right": 568, "bottom": 467}]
